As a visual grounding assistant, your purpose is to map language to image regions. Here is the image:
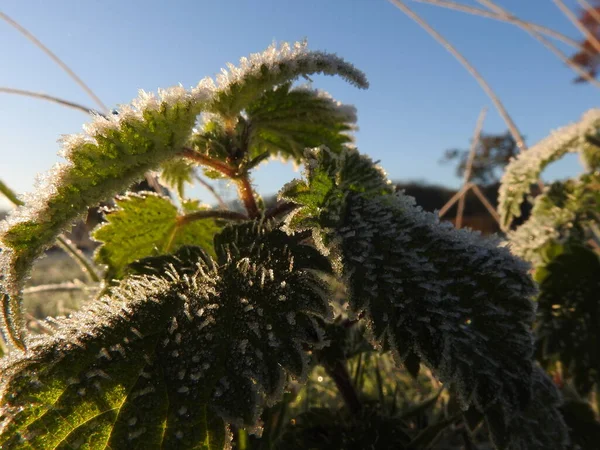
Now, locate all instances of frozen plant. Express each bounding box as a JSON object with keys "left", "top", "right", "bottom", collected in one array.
[
  {"left": 499, "top": 110, "right": 600, "bottom": 436},
  {"left": 0, "top": 42, "right": 568, "bottom": 449}
]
